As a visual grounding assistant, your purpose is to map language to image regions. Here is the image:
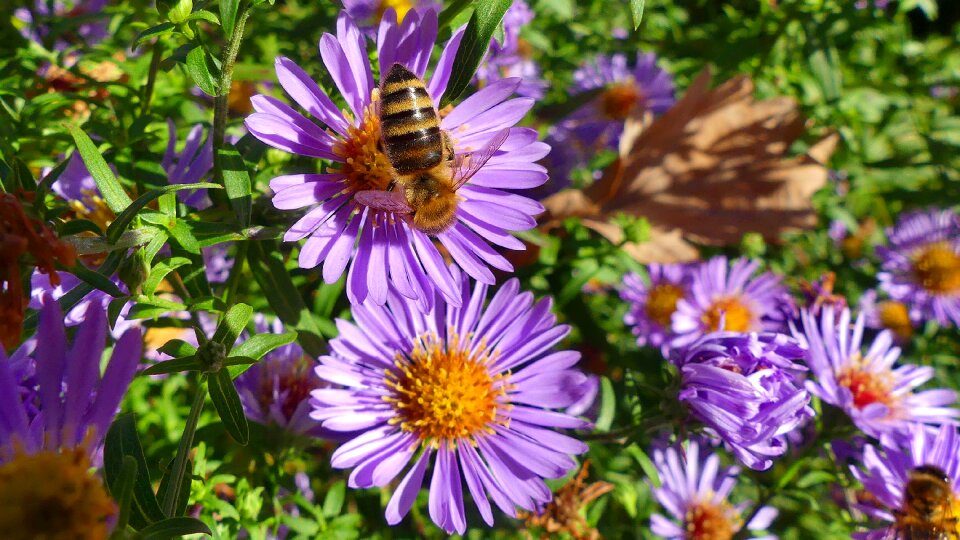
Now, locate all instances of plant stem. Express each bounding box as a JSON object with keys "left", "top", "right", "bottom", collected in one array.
[
  {"left": 212, "top": 6, "right": 252, "bottom": 183},
  {"left": 140, "top": 41, "right": 164, "bottom": 117},
  {"left": 162, "top": 380, "right": 206, "bottom": 516},
  {"left": 222, "top": 241, "right": 248, "bottom": 312}
]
